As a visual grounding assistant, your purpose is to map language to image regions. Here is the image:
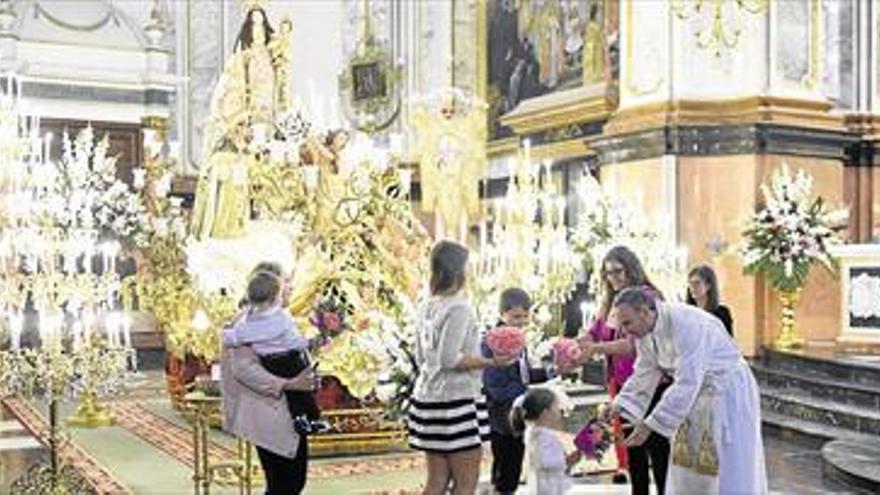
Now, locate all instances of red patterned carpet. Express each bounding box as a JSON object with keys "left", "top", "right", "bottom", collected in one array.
[
  {"left": 110, "top": 399, "right": 428, "bottom": 479},
  {"left": 1, "top": 397, "right": 131, "bottom": 495}
]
